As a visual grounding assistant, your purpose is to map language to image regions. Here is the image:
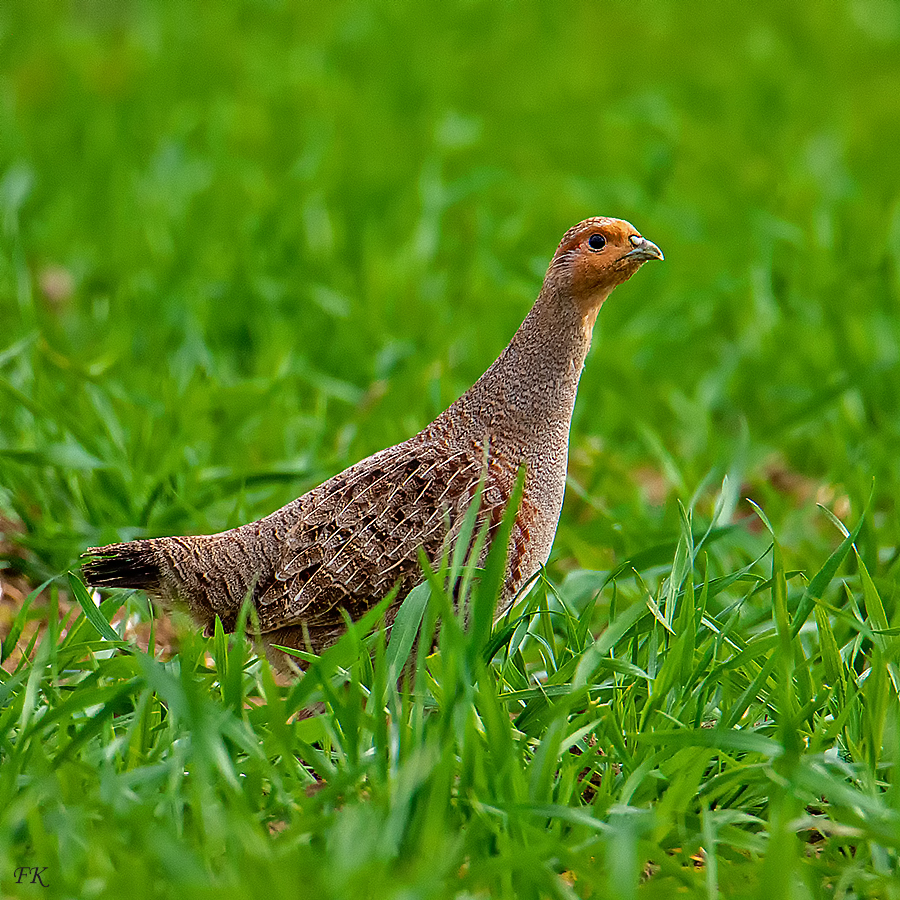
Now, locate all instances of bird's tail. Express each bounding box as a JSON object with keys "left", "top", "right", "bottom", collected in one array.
[{"left": 81, "top": 539, "right": 164, "bottom": 594}]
